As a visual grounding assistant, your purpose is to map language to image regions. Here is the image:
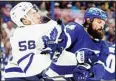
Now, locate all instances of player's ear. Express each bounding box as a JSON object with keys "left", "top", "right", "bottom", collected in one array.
[
  {"left": 83, "top": 18, "right": 91, "bottom": 28},
  {"left": 86, "top": 18, "right": 91, "bottom": 24},
  {"left": 20, "top": 18, "right": 31, "bottom": 25}
]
